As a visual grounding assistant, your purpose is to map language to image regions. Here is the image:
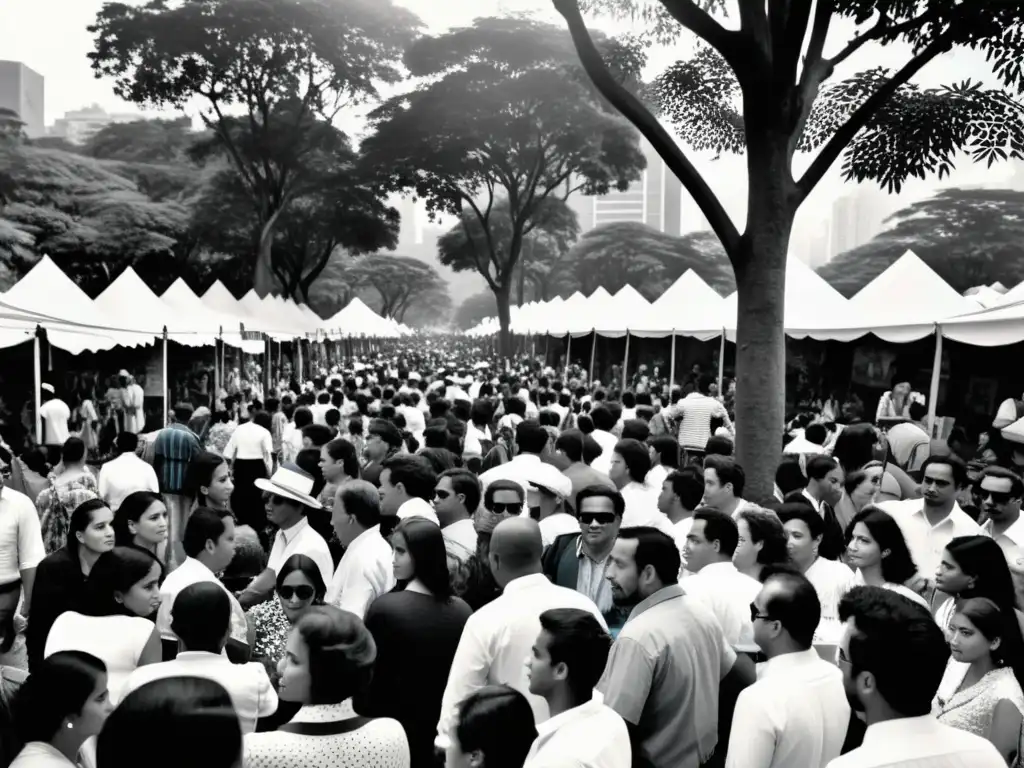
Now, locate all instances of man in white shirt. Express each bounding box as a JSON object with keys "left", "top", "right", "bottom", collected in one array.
[
  {"left": 98, "top": 432, "right": 159, "bottom": 511},
  {"left": 587, "top": 406, "right": 620, "bottom": 476},
  {"left": 727, "top": 570, "right": 850, "bottom": 768},
  {"left": 478, "top": 421, "right": 550, "bottom": 497},
  {"left": 0, "top": 484, "right": 44, "bottom": 652},
  {"left": 525, "top": 463, "right": 577, "bottom": 547},
  {"left": 683, "top": 509, "right": 762, "bottom": 649},
  {"left": 876, "top": 455, "right": 982, "bottom": 577},
  {"left": 119, "top": 370, "right": 146, "bottom": 434},
  {"left": 379, "top": 454, "right": 440, "bottom": 531},
  {"left": 39, "top": 384, "right": 71, "bottom": 463},
  {"left": 436, "top": 518, "right": 606, "bottom": 749},
  {"left": 126, "top": 582, "right": 276, "bottom": 733},
  {"left": 326, "top": 480, "right": 395, "bottom": 617},
  {"left": 703, "top": 455, "right": 758, "bottom": 519},
  {"left": 977, "top": 466, "right": 1024, "bottom": 564},
  {"left": 157, "top": 507, "right": 249, "bottom": 658},
  {"left": 434, "top": 469, "right": 480, "bottom": 561},
  {"left": 657, "top": 467, "right": 704, "bottom": 569},
  {"left": 826, "top": 585, "right": 1003, "bottom": 767},
  {"left": 524, "top": 608, "right": 629, "bottom": 768},
  {"left": 608, "top": 438, "right": 674, "bottom": 534},
  {"left": 223, "top": 415, "right": 274, "bottom": 476},
  {"left": 239, "top": 464, "right": 334, "bottom": 608}
]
